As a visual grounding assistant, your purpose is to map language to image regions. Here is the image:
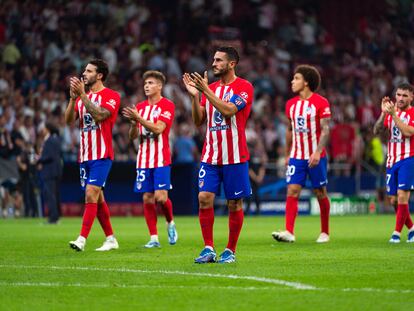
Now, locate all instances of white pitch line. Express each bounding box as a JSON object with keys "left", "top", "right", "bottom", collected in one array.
[
  {"left": 0, "top": 281, "right": 280, "bottom": 291},
  {"left": 1, "top": 265, "right": 413, "bottom": 294},
  {"left": 0, "top": 264, "right": 316, "bottom": 290}
]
